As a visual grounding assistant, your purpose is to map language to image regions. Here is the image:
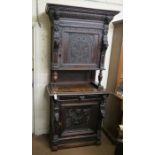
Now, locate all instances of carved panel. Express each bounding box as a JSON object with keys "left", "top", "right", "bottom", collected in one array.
[
  {"left": 60, "top": 101, "right": 101, "bottom": 136},
  {"left": 53, "top": 21, "right": 61, "bottom": 49},
  {"left": 68, "top": 33, "right": 94, "bottom": 63},
  {"left": 61, "top": 28, "right": 101, "bottom": 69},
  {"left": 65, "top": 108, "right": 90, "bottom": 129}
]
